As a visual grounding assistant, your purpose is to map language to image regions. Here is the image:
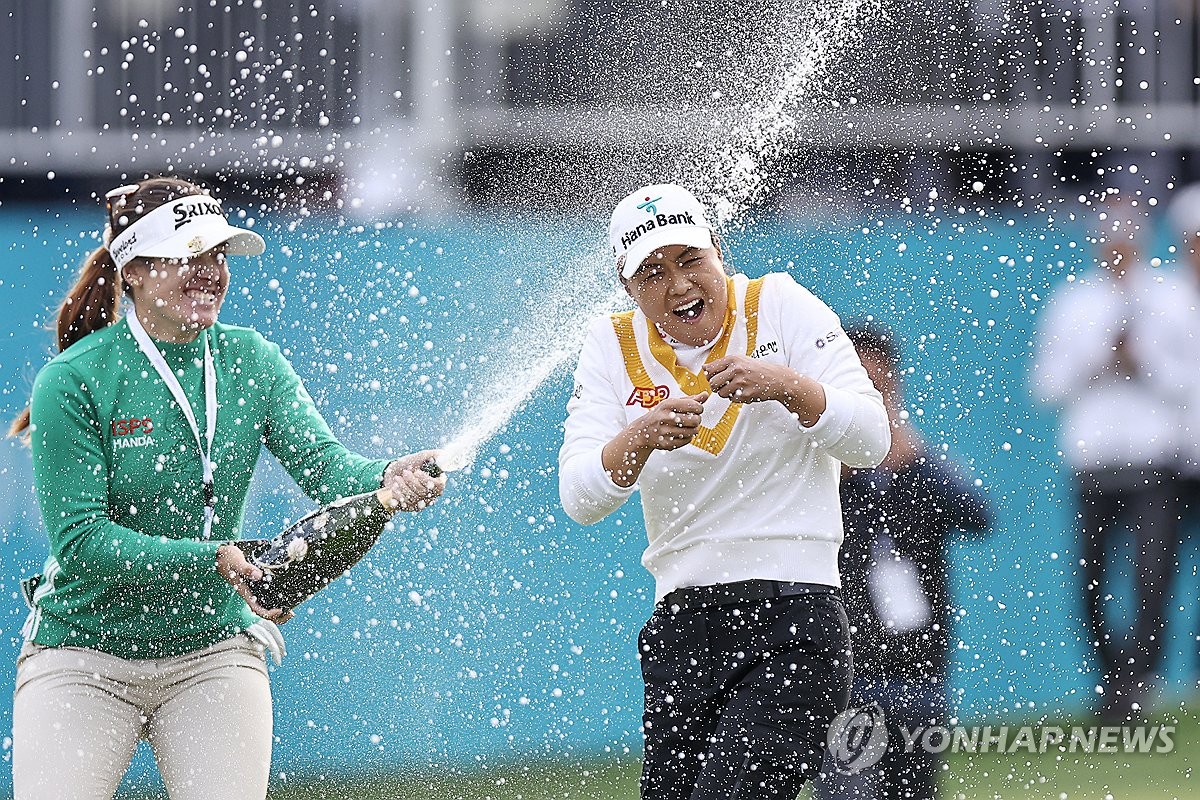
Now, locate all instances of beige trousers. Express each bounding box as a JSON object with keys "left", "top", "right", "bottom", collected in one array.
[{"left": 12, "top": 634, "right": 272, "bottom": 800}]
